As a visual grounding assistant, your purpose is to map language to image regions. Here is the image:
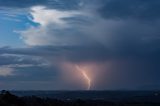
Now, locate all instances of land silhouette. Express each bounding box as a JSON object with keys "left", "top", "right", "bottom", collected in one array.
[{"left": 0, "top": 90, "right": 160, "bottom": 106}]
